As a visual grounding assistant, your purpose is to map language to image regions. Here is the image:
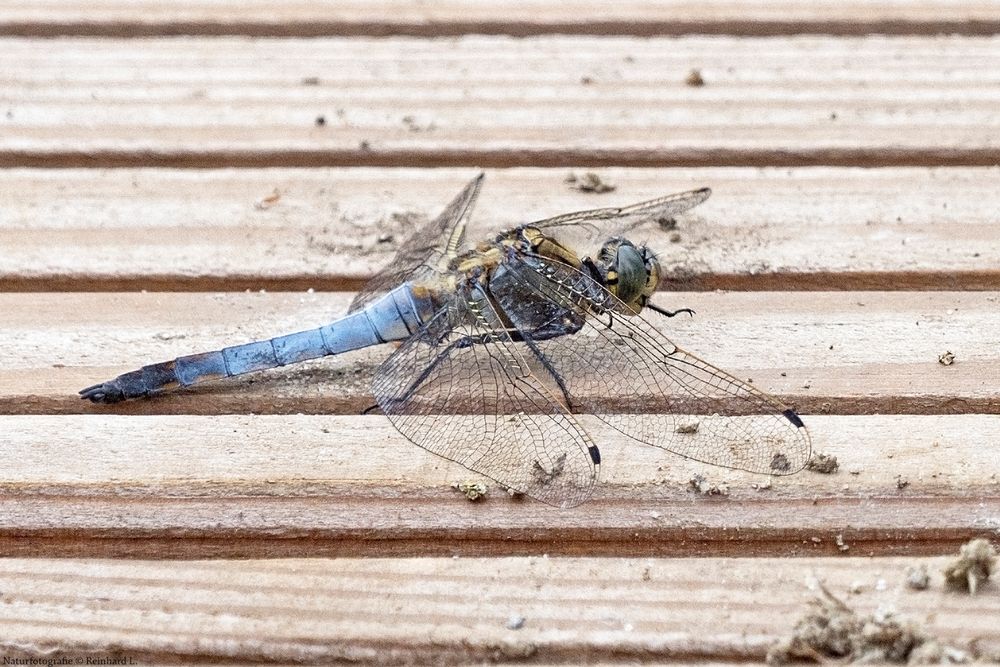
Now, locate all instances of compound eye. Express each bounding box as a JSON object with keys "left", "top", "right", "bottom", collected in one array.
[{"left": 613, "top": 244, "right": 647, "bottom": 306}]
